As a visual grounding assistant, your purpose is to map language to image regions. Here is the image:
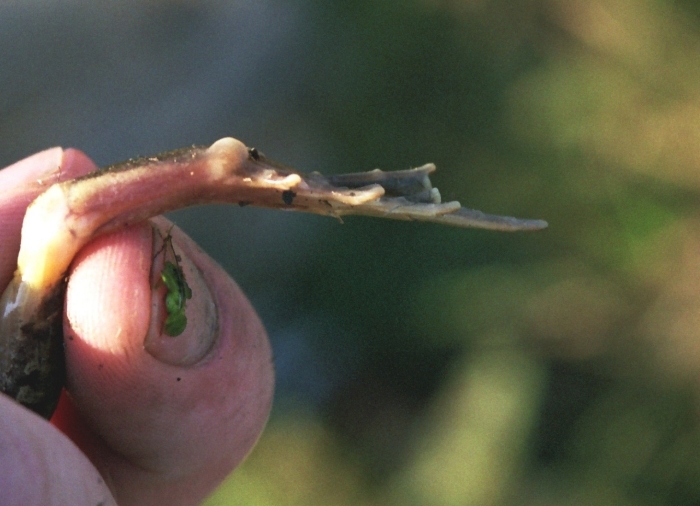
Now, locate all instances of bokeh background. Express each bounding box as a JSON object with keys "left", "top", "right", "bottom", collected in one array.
[{"left": 4, "top": 0, "right": 700, "bottom": 504}]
